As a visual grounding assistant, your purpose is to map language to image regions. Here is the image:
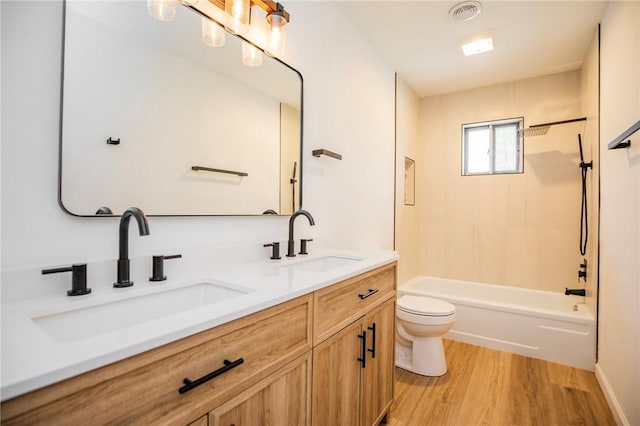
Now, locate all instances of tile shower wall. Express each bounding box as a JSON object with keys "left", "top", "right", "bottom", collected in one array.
[{"left": 417, "top": 70, "right": 590, "bottom": 292}]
